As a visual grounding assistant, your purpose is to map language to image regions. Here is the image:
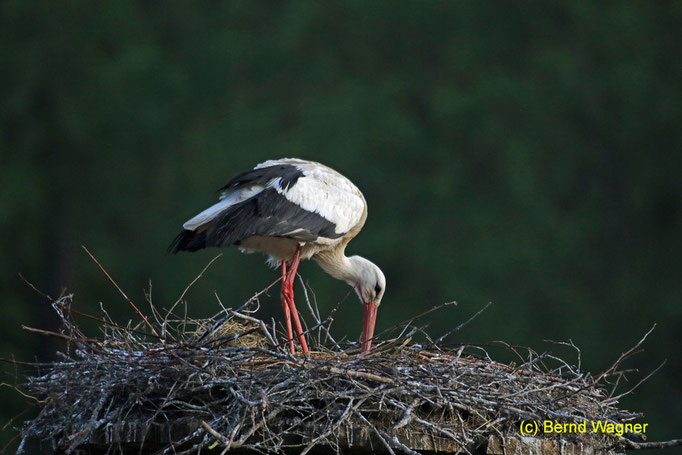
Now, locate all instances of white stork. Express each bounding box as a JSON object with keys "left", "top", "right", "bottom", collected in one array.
[{"left": 169, "top": 158, "right": 385, "bottom": 354}]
